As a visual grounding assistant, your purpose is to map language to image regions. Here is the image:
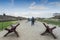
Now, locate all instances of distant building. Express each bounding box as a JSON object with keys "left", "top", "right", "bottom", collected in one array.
[
  {"left": 52, "top": 13, "right": 60, "bottom": 19},
  {"left": 53, "top": 13, "right": 60, "bottom": 17},
  {"left": 0, "top": 14, "right": 27, "bottom": 22}
]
